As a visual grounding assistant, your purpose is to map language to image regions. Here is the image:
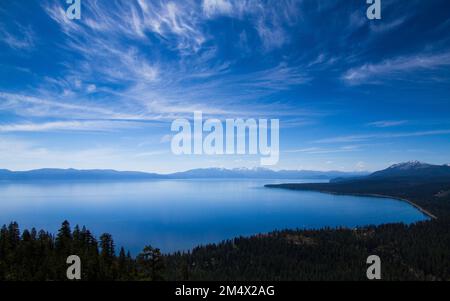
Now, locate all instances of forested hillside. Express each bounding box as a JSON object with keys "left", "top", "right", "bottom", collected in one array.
[{"left": 1, "top": 217, "right": 450, "bottom": 281}]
